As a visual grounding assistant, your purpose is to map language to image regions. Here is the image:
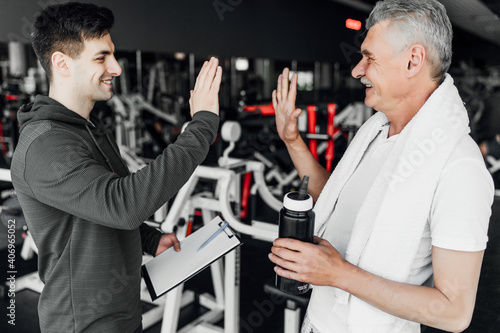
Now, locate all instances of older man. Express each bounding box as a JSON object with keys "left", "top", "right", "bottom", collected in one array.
[{"left": 269, "top": 0, "right": 494, "bottom": 332}]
